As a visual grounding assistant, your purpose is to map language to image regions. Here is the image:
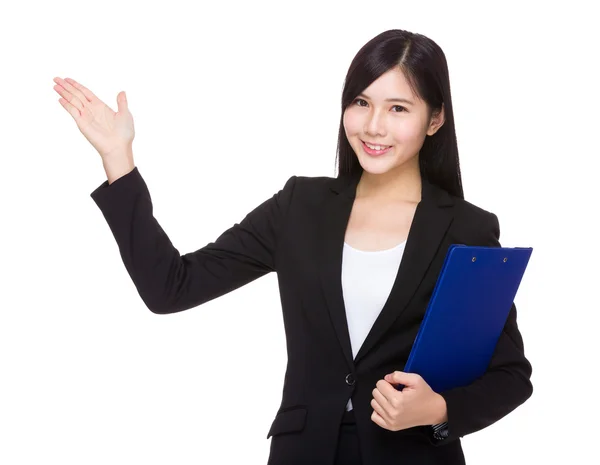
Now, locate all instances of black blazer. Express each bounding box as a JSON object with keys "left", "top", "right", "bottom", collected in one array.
[{"left": 90, "top": 167, "right": 533, "bottom": 465}]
